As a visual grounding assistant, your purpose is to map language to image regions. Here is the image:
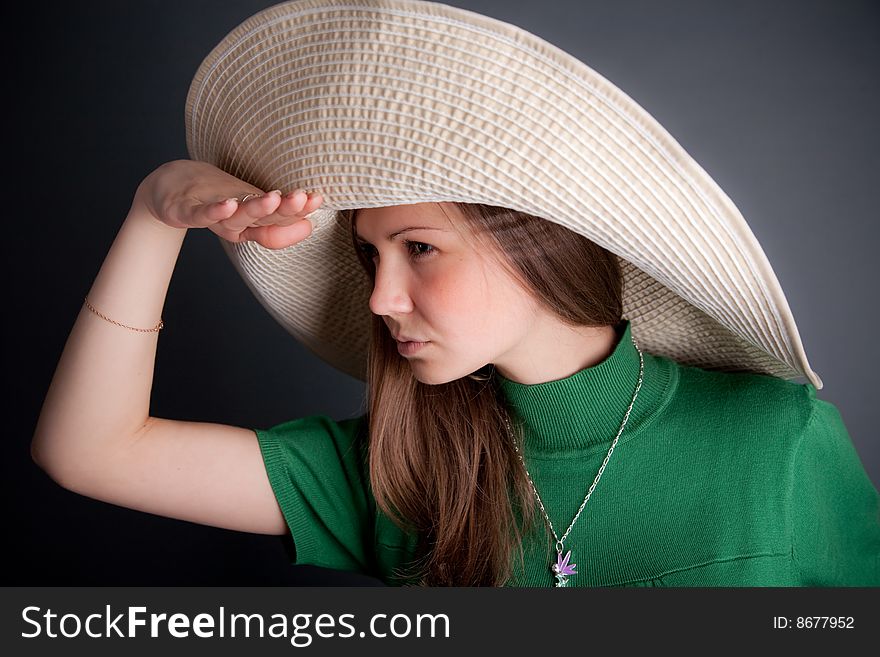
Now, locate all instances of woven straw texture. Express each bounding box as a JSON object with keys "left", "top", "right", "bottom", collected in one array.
[{"left": 185, "top": 0, "right": 821, "bottom": 388}]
